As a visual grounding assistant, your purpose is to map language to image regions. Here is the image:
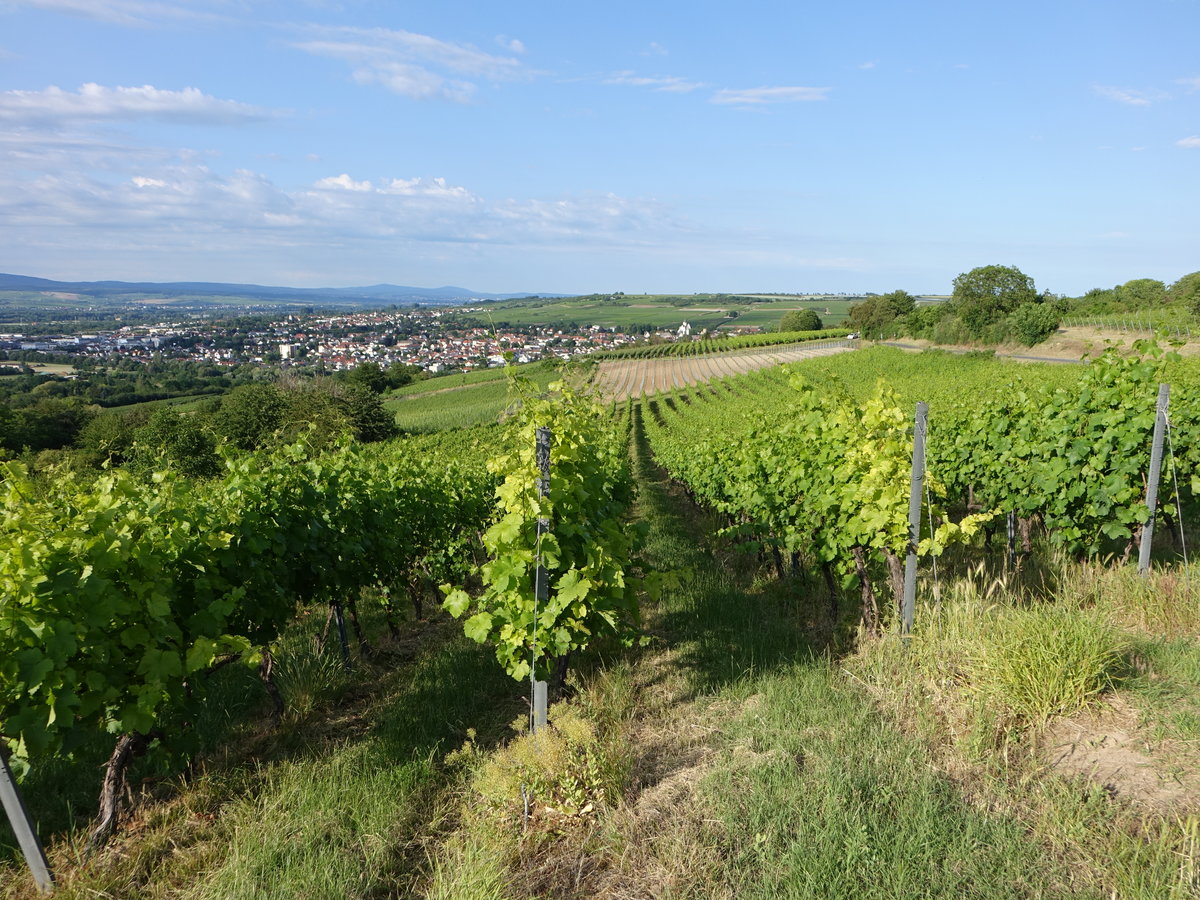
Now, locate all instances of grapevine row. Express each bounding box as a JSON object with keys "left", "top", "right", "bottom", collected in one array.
[
  {"left": 594, "top": 328, "right": 851, "bottom": 360},
  {"left": 1, "top": 429, "right": 497, "bottom": 842},
  {"left": 643, "top": 346, "right": 1197, "bottom": 629},
  {"left": 443, "top": 382, "right": 645, "bottom": 683}
]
